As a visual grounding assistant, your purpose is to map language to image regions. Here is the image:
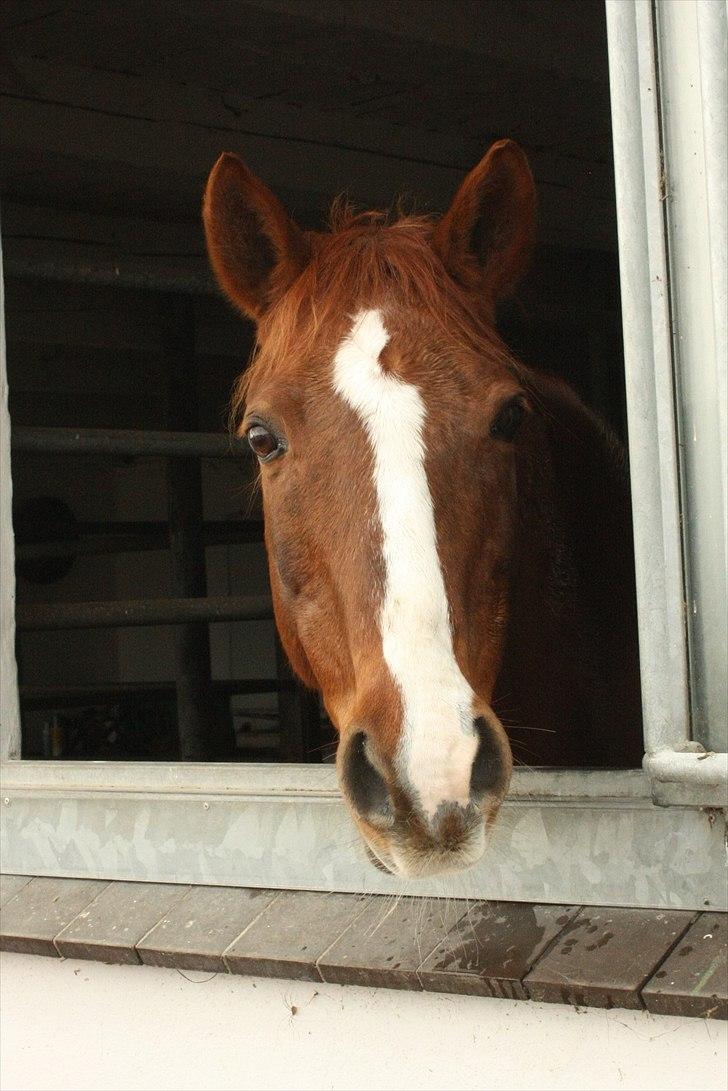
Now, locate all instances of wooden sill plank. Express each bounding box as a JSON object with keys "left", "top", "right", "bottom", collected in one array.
[
  {"left": 318, "top": 895, "right": 467, "bottom": 991},
  {"left": 642, "top": 913, "right": 728, "bottom": 1019},
  {"left": 54, "top": 881, "right": 191, "bottom": 964},
  {"left": 138, "top": 886, "right": 280, "bottom": 973},
  {"left": 524, "top": 907, "right": 696, "bottom": 1010},
  {"left": 224, "top": 890, "right": 369, "bottom": 982},
  {"left": 0, "top": 877, "right": 109, "bottom": 956},
  {"left": 2, "top": 875, "right": 723, "bottom": 1018},
  {"left": 0, "top": 874, "right": 33, "bottom": 909},
  {"left": 418, "top": 901, "right": 580, "bottom": 999}
]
